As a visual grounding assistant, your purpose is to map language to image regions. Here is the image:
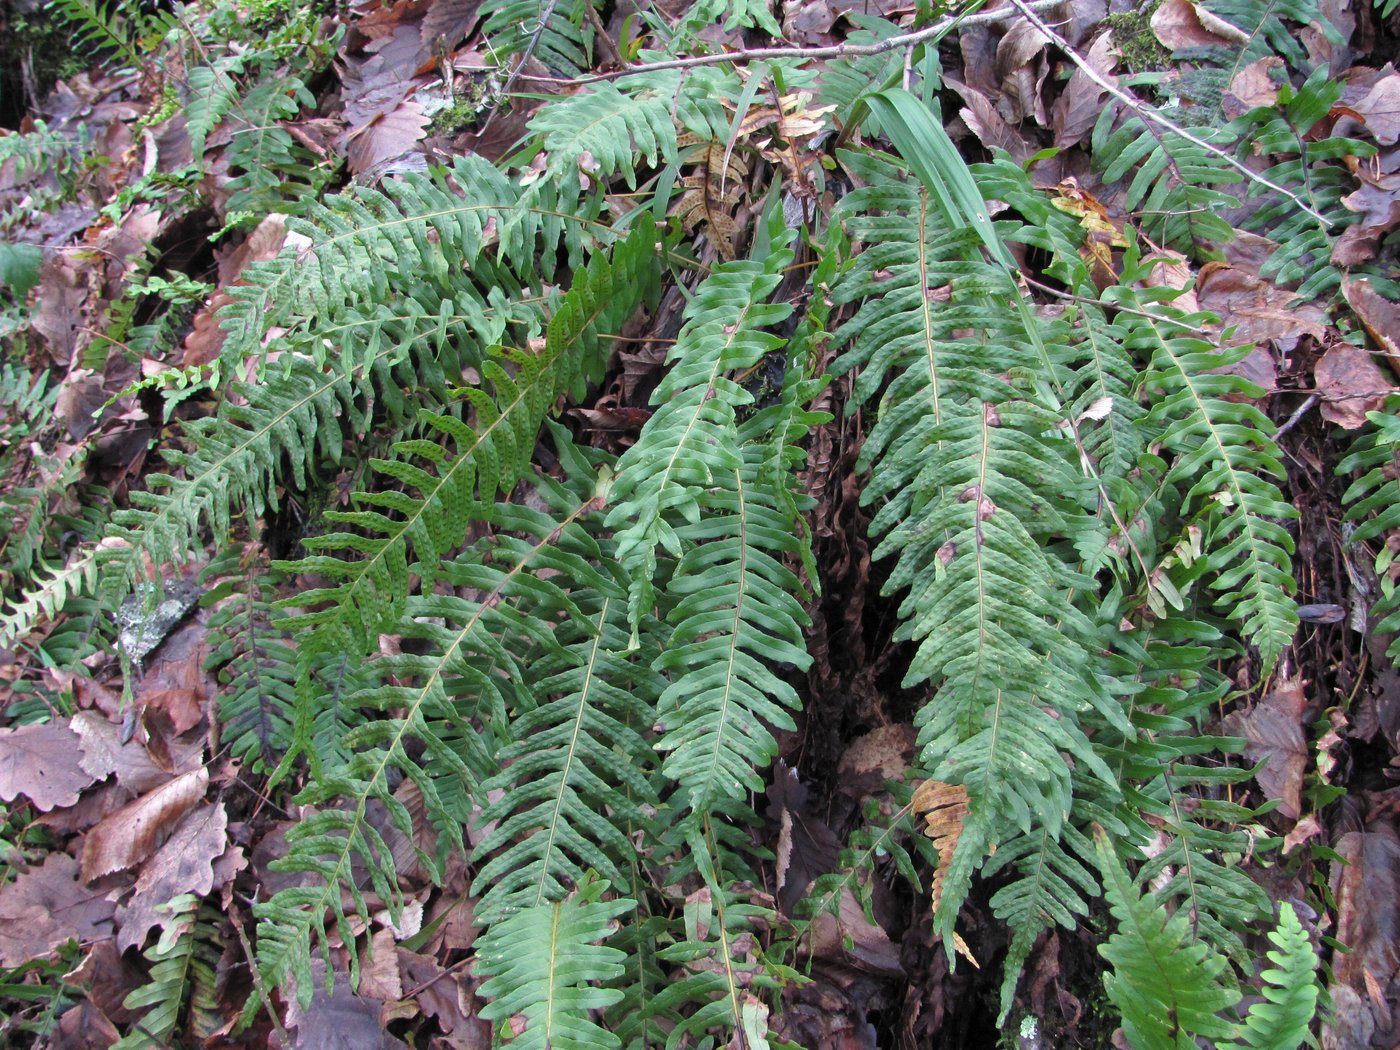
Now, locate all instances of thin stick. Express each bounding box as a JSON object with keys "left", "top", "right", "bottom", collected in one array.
[
  {"left": 554, "top": 0, "right": 1068, "bottom": 84},
  {"left": 1002, "top": 0, "right": 1331, "bottom": 227}
]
